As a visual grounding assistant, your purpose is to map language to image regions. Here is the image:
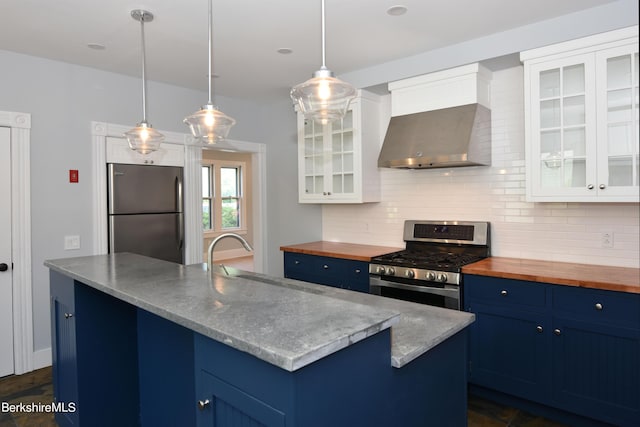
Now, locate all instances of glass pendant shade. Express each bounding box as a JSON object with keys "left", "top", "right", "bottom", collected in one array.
[
  {"left": 290, "top": 0, "right": 357, "bottom": 124},
  {"left": 291, "top": 67, "right": 357, "bottom": 124},
  {"left": 125, "top": 9, "right": 164, "bottom": 154},
  {"left": 184, "top": 0, "right": 235, "bottom": 144},
  {"left": 184, "top": 103, "right": 236, "bottom": 144},
  {"left": 124, "top": 121, "right": 164, "bottom": 155}
]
